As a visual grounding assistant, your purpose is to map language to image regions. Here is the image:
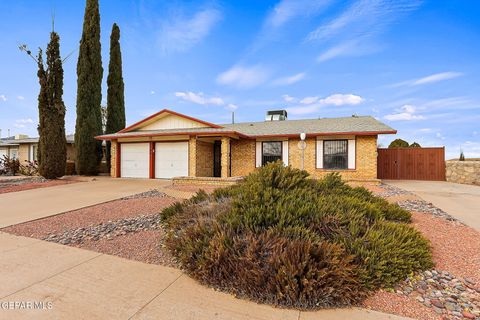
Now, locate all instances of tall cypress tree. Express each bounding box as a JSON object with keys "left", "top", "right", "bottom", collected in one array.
[
  {"left": 75, "top": 0, "right": 103, "bottom": 175},
  {"left": 105, "top": 23, "right": 125, "bottom": 173},
  {"left": 21, "top": 32, "right": 67, "bottom": 179}
]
